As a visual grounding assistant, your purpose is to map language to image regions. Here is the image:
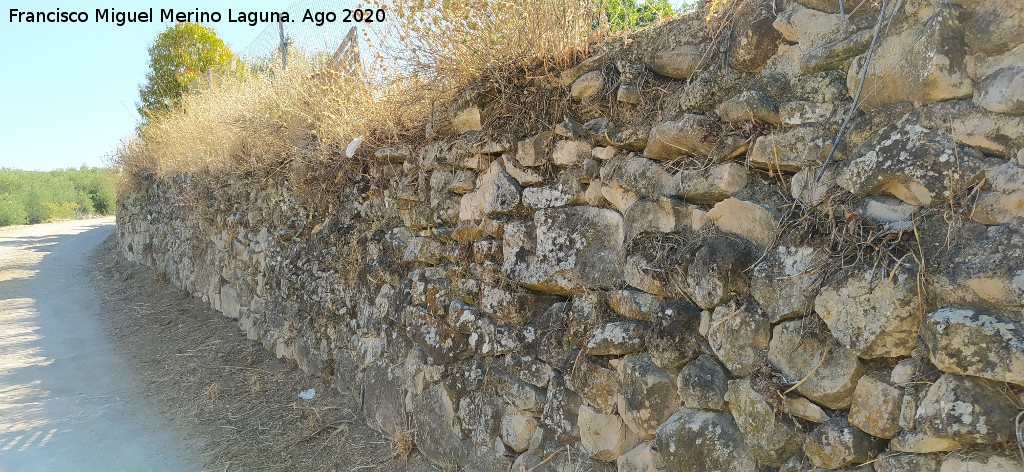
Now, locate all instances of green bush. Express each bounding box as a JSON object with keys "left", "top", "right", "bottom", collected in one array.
[{"left": 0, "top": 167, "right": 117, "bottom": 226}]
